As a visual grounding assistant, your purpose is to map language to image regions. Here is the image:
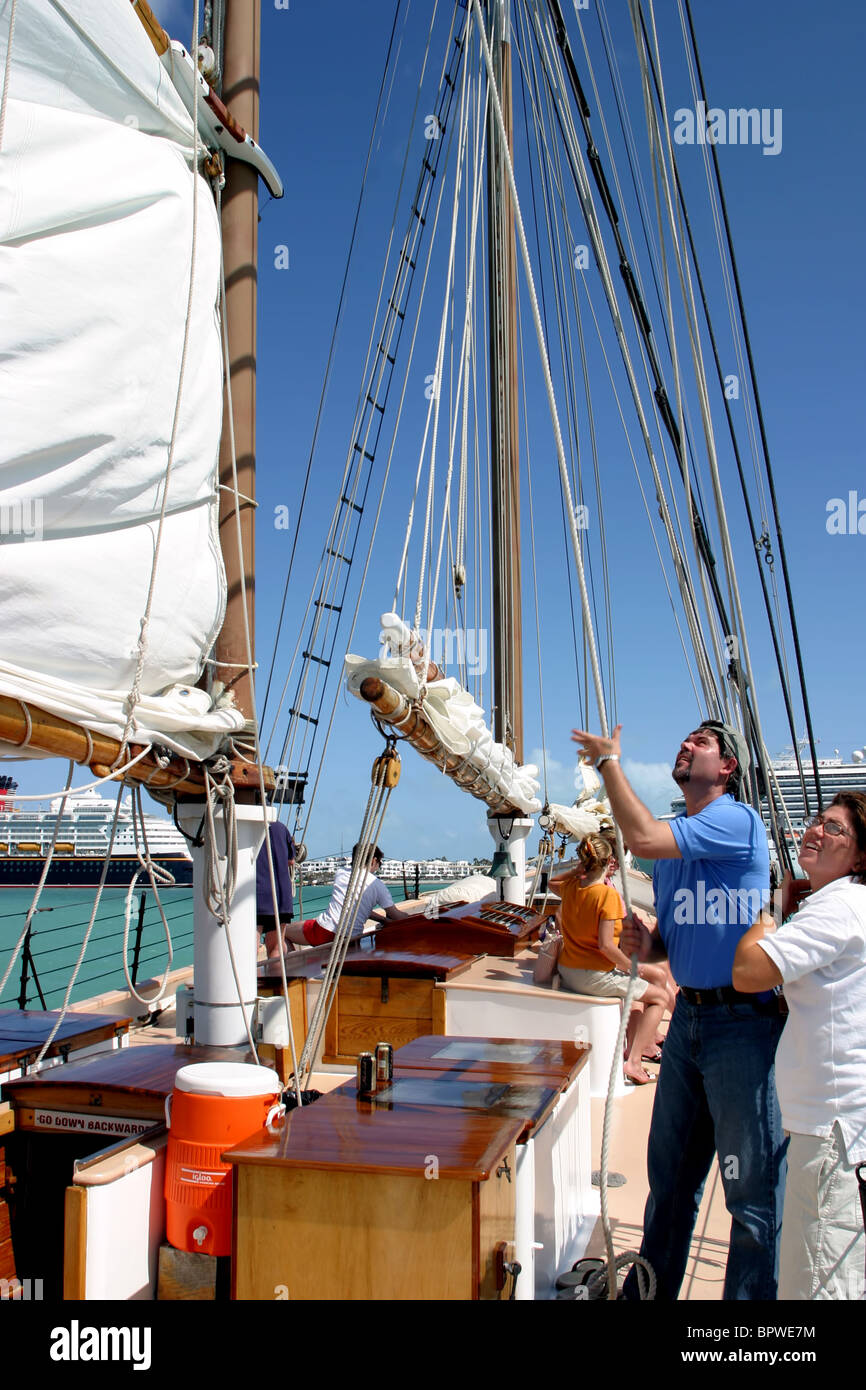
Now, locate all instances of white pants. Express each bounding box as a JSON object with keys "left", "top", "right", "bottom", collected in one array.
[{"left": 779, "top": 1125, "right": 865, "bottom": 1300}]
